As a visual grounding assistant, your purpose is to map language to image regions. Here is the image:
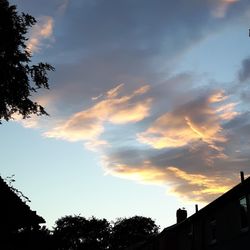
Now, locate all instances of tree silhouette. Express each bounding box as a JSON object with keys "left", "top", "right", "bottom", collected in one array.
[
  {"left": 0, "top": 176, "right": 47, "bottom": 249},
  {"left": 110, "top": 216, "right": 159, "bottom": 250},
  {"left": 0, "top": 0, "right": 54, "bottom": 123},
  {"left": 13, "top": 226, "right": 55, "bottom": 250},
  {"left": 53, "top": 215, "right": 111, "bottom": 250}
]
